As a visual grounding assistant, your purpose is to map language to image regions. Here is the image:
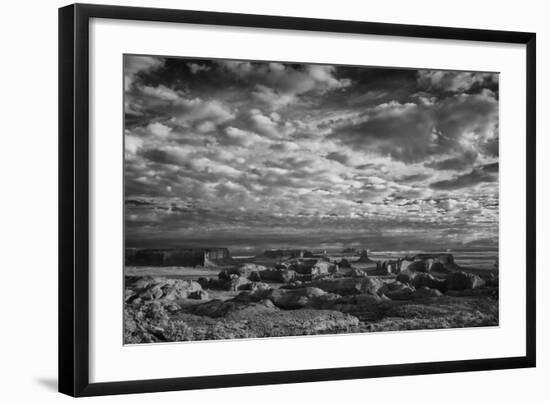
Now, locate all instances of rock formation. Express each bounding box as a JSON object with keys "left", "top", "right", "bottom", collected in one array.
[
  {"left": 125, "top": 247, "right": 234, "bottom": 267},
  {"left": 124, "top": 250, "right": 498, "bottom": 343},
  {"left": 358, "top": 249, "right": 375, "bottom": 263}
]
